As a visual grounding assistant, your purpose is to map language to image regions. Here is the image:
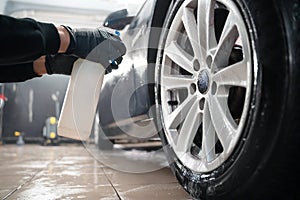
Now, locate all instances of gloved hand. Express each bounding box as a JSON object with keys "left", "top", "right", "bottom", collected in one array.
[
  {"left": 63, "top": 26, "right": 126, "bottom": 68},
  {"left": 45, "top": 54, "right": 120, "bottom": 75},
  {"left": 45, "top": 54, "right": 77, "bottom": 75}
]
